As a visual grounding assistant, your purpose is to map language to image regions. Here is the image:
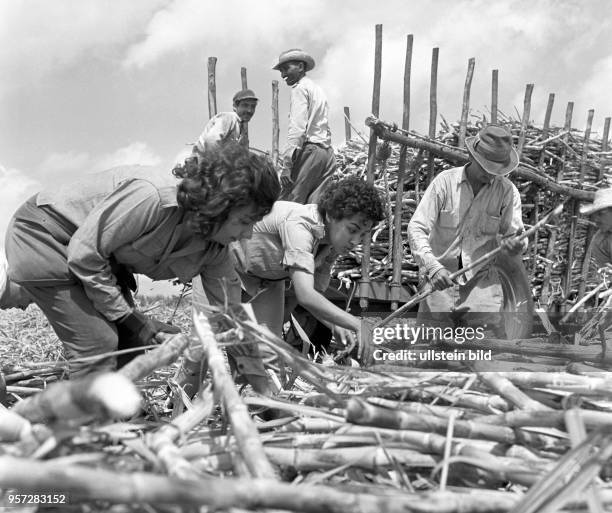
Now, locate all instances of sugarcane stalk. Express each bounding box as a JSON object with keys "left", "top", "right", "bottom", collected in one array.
[
  {"left": 11, "top": 372, "right": 141, "bottom": 424},
  {"left": 346, "top": 398, "right": 516, "bottom": 443},
  {"left": 427, "top": 47, "right": 439, "bottom": 185},
  {"left": 272, "top": 80, "right": 280, "bottom": 166},
  {"left": 119, "top": 332, "right": 190, "bottom": 382},
  {"left": 477, "top": 373, "right": 552, "bottom": 411},
  {"left": 193, "top": 311, "right": 276, "bottom": 479},
  {"left": 146, "top": 388, "right": 215, "bottom": 479},
  {"left": 0, "top": 455, "right": 533, "bottom": 513}
]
